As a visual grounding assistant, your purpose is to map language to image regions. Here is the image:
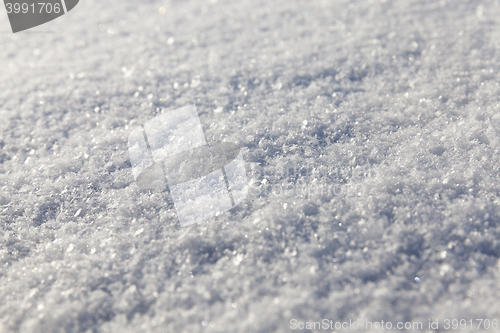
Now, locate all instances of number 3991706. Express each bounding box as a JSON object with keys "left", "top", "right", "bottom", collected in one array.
[
  {"left": 5, "top": 3, "right": 62, "bottom": 14},
  {"left": 443, "top": 319, "right": 499, "bottom": 330}
]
